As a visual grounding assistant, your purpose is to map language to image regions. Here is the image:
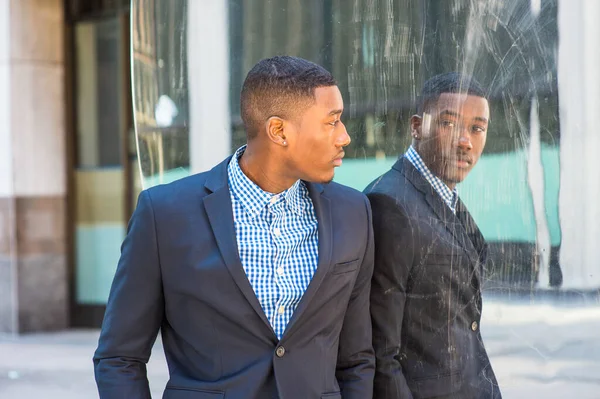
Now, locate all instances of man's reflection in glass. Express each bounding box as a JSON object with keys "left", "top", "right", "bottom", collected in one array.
[{"left": 365, "top": 72, "right": 501, "bottom": 399}]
